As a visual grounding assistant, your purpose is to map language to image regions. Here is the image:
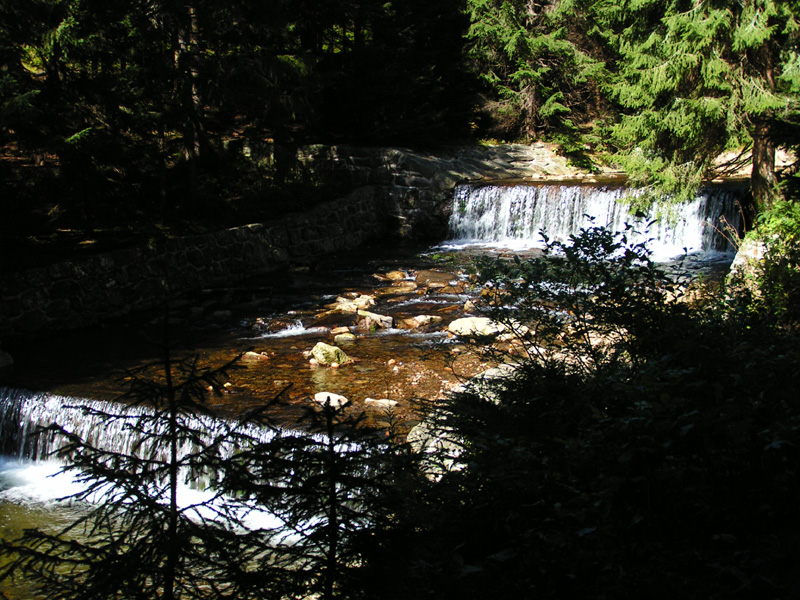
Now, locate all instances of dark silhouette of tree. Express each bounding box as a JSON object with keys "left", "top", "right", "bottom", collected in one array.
[{"left": 0, "top": 345, "right": 260, "bottom": 599}]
